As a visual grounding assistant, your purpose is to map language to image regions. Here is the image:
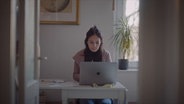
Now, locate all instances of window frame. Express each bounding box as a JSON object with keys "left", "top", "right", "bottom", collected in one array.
[{"left": 113, "top": 0, "right": 139, "bottom": 69}]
